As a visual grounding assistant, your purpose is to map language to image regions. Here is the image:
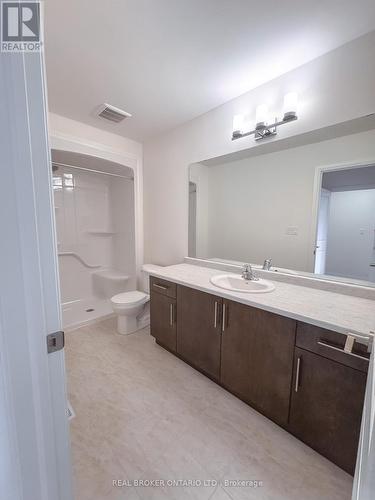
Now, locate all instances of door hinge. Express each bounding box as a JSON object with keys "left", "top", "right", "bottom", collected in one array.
[{"left": 47, "top": 331, "right": 65, "bottom": 354}]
